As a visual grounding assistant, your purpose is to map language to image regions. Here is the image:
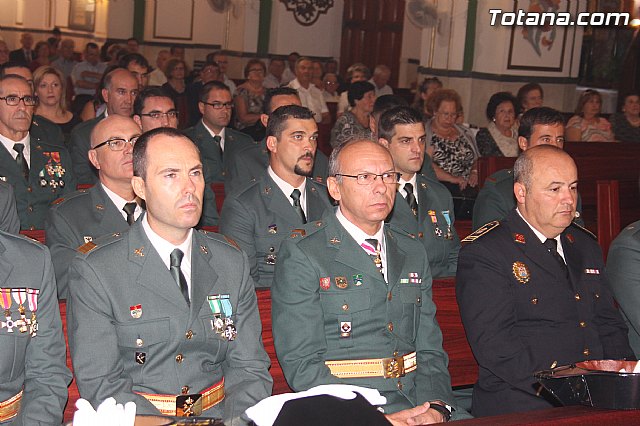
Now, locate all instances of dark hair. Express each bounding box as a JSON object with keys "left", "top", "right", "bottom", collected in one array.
[
  {"left": 517, "top": 106, "right": 565, "bottom": 140},
  {"left": 620, "top": 92, "right": 640, "bottom": 112},
  {"left": 133, "top": 86, "right": 174, "bottom": 116},
  {"left": 85, "top": 42, "right": 99, "bottom": 51},
  {"left": 199, "top": 81, "right": 231, "bottom": 102},
  {"left": 266, "top": 105, "right": 315, "bottom": 139},
  {"left": 378, "top": 106, "right": 423, "bottom": 142},
  {"left": 486, "top": 91, "right": 517, "bottom": 121},
  {"left": 373, "top": 95, "right": 409, "bottom": 117},
  {"left": 126, "top": 37, "right": 139, "bottom": 44},
  {"left": 348, "top": 81, "right": 375, "bottom": 107},
  {"left": 263, "top": 87, "right": 299, "bottom": 114},
  {"left": 164, "top": 58, "right": 187, "bottom": 80},
  {"left": 47, "top": 37, "right": 59, "bottom": 48},
  {"left": 0, "top": 62, "right": 30, "bottom": 77},
  {"left": 133, "top": 127, "right": 197, "bottom": 178},
  {"left": 118, "top": 53, "right": 149, "bottom": 71},
  {"left": 243, "top": 58, "right": 266, "bottom": 78},
  {"left": 516, "top": 82, "right": 544, "bottom": 111},
  {"left": 574, "top": 89, "right": 602, "bottom": 116},
  {"left": 169, "top": 45, "right": 184, "bottom": 55}
]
